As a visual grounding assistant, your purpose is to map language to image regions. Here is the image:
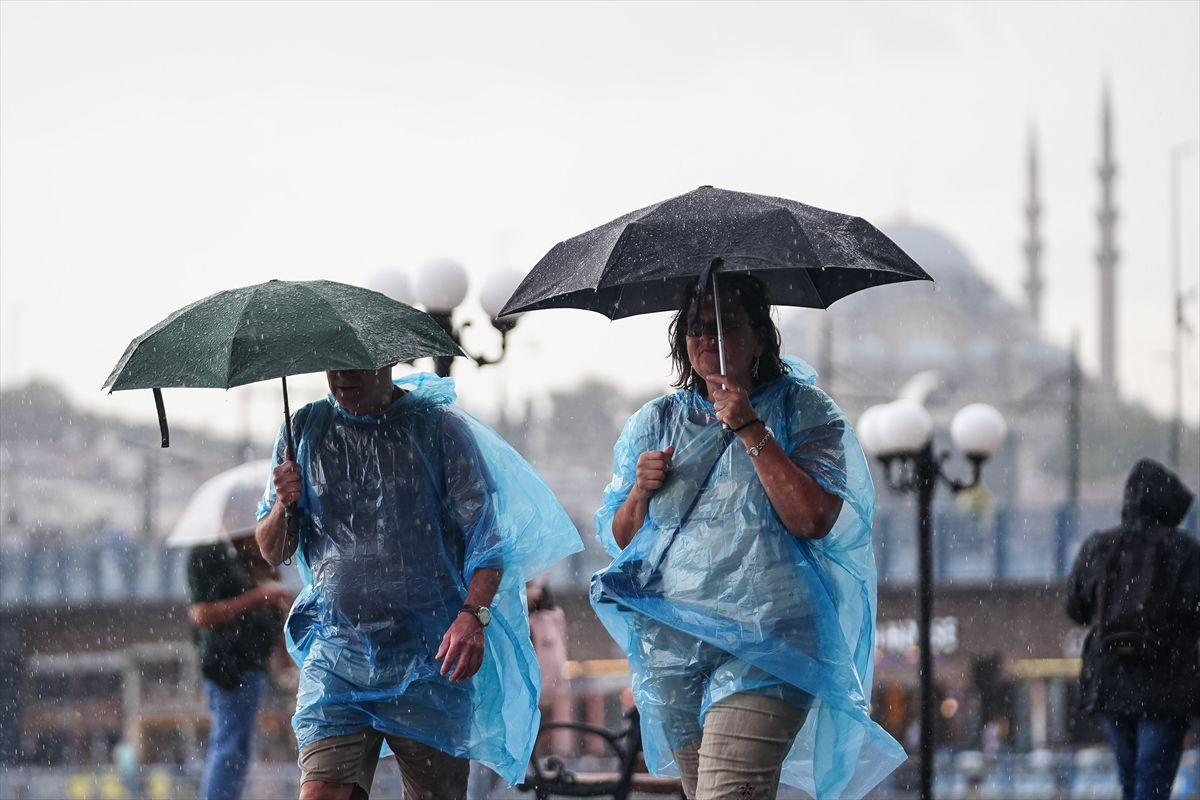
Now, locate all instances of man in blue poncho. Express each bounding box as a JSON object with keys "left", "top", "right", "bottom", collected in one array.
[
  {"left": 257, "top": 366, "right": 581, "bottom": 800},
  {"left": 592, "top": 276, "right": 905, "bottom": 800}
]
